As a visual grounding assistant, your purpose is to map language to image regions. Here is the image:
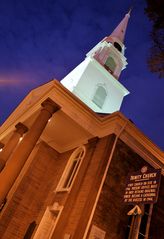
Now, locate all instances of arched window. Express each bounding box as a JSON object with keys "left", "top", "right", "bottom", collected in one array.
[
  {"left": 92, "top": 86, "right": 107, "bottom": 109},
  {"left": 56, "top": 146, "right": 86, "bottom": 192},
  {"left": 104, "top": 56, "right": 116, "bottom": 74}
]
